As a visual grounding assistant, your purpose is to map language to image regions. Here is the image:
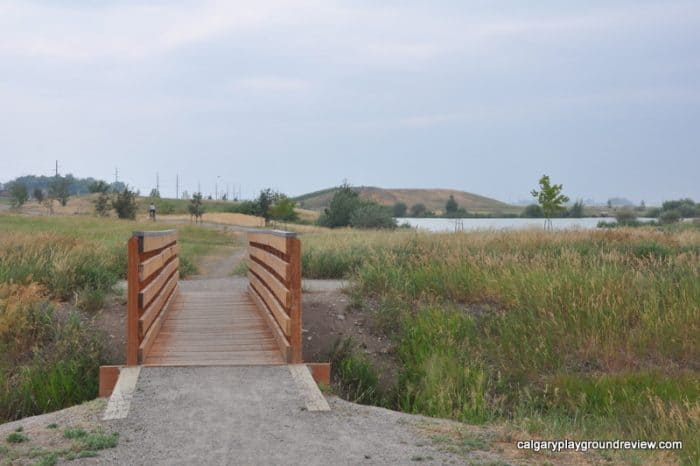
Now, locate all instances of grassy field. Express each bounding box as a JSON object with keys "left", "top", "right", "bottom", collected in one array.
[
  {"left": 0, "top": 214, "right": 235, "bottom": 423},
  {"left": 301, "top": 226, "right": 700, "bottom": 464}
]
